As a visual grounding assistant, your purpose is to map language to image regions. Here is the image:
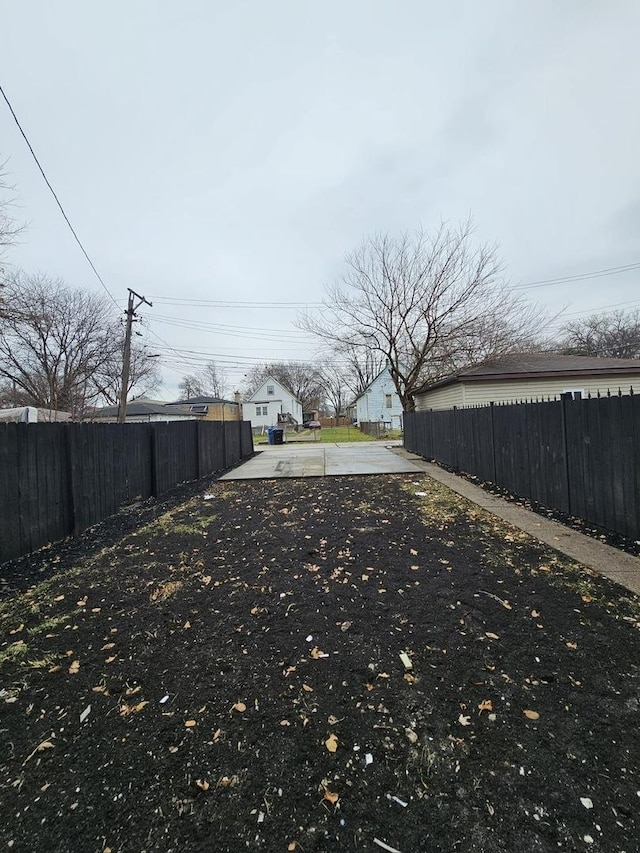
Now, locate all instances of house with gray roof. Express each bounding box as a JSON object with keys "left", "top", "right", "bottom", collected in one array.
[{"left": 414, "top": 354, "right": 640, "bottom": 411}]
